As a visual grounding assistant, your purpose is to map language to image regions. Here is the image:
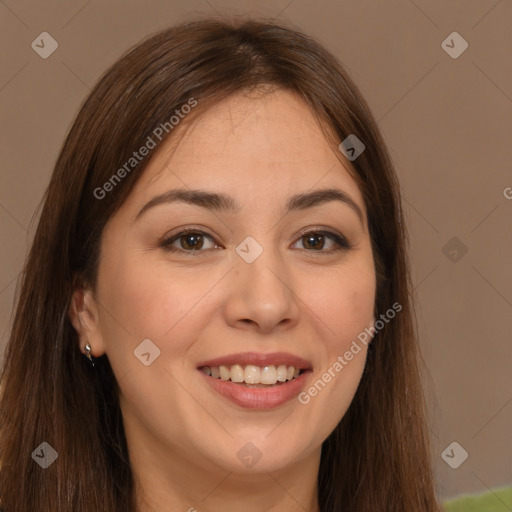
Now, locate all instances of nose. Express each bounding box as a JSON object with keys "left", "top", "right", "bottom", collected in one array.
[{"left": 223, "top": 243, "right": 300, "bottom": 334}]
